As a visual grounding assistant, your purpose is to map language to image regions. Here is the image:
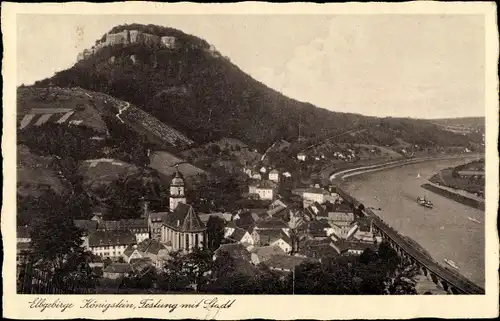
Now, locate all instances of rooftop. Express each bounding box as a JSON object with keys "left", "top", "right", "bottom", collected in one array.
[
  {"left": 255, "top": 229, "right": 292, "bottom": 246},
  {"left": 103, "top": 263, "right": 133, "bottom": 274},
  {"left": 249, "top": 245, "right": 286, "bottom": 262},
  {"left": 123, "top": 238, "right": 169, "bottom": 257},
  {"left": 88, "top": 230, "right": 136, "bottom": 247},
  {"left": 214, "top": 243, "right": 251, "bottom": 262},
  {"left": 265, "top": 255, "right": 308, "bottom": 271},
  {"left": 163, "top": 203, "right": 206, "bottom": 233},
  {"left": 255, "top": 217, "right": 288, "bottom": 230},
  {"left": 228, "top": 227, "right": 250, "bottom": 242}
]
